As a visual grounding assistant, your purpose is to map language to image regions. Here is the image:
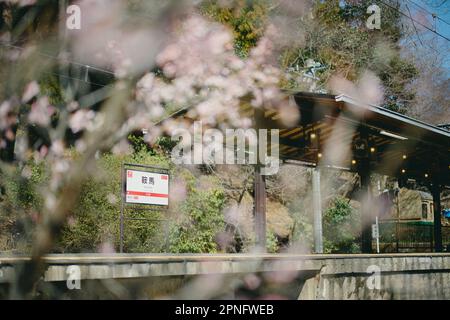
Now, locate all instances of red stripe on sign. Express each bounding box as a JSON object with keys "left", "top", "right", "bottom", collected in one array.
[
  {"left": 126, "top": 191, "right": 168, "bottom": 198},
  {"left": 161, "top": 175, "right": 168, "bottom": 180}
]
